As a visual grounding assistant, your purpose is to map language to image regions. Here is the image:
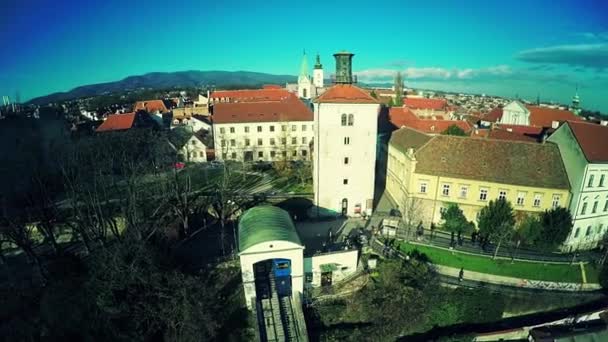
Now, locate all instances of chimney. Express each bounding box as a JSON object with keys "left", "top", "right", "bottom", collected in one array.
[{"left": 551, "top": 121, "right": 559, "bottom": 129}]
